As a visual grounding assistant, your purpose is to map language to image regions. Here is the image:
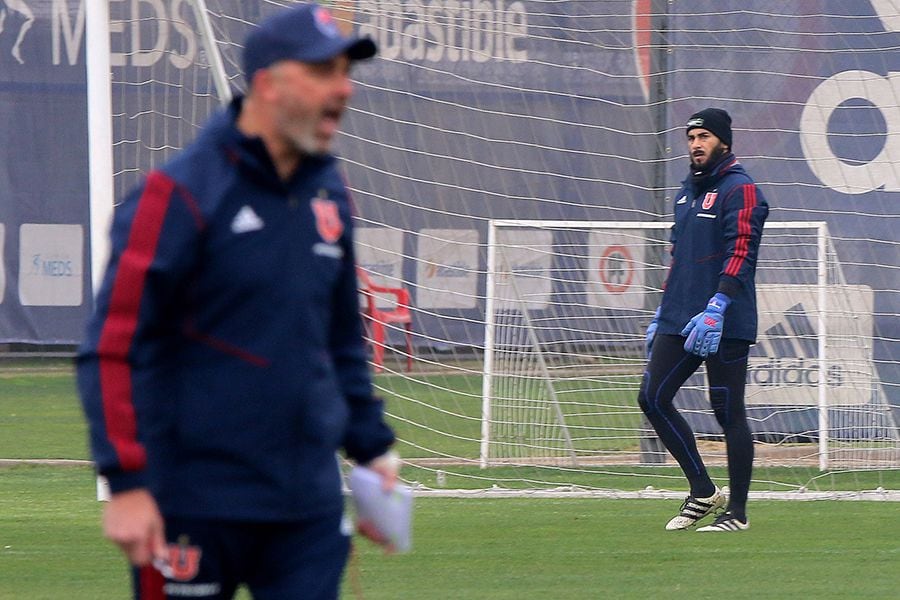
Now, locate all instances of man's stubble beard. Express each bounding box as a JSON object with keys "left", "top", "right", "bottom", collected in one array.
[
  {"left": 277, "top": 104, "right": 332, "bottom": 158},
  {"left": 286, "top": 122, "right": 328, "bottom": 158}
]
